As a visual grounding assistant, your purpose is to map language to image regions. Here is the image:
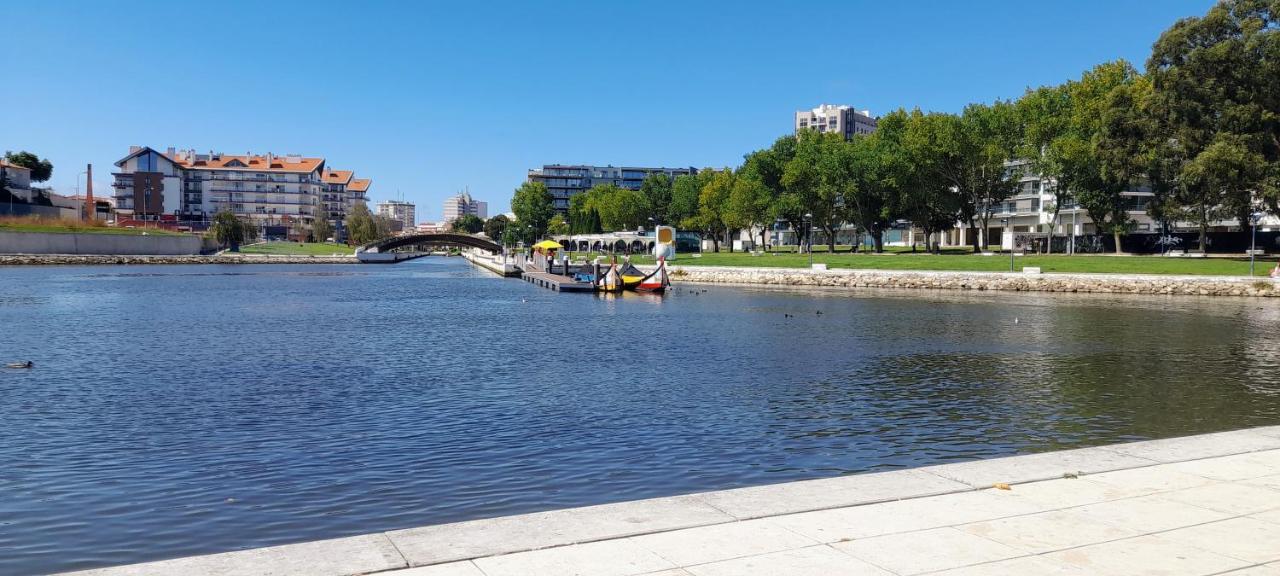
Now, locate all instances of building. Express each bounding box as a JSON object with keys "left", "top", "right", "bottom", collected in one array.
[
  {"left": 1, "top": 160, "right": 34, "bottom": 205},
  {"left": 111, "top": 146, "right": 370, "bottom": 237},
  {"left": 526, "top": 165, "right": 697, "bottom": 213},
  {"left": 795, "top": 104, "right": 878, "bottom": 139},
  {"left": 376, "top": 199, "right": 416, "bottom": 231},
  {"left": 442, "top": 190, "right": 487, "bottom": 223}
]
